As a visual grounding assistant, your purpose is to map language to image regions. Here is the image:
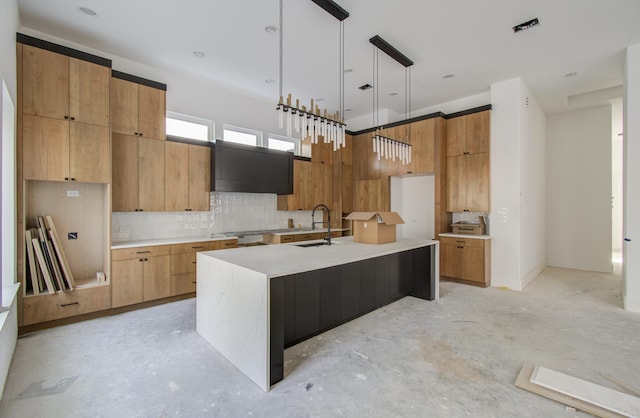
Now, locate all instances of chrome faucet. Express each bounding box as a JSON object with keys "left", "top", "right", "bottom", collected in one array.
[{"left": 311, "top": 203, "right": 331, "bottom": 245}]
